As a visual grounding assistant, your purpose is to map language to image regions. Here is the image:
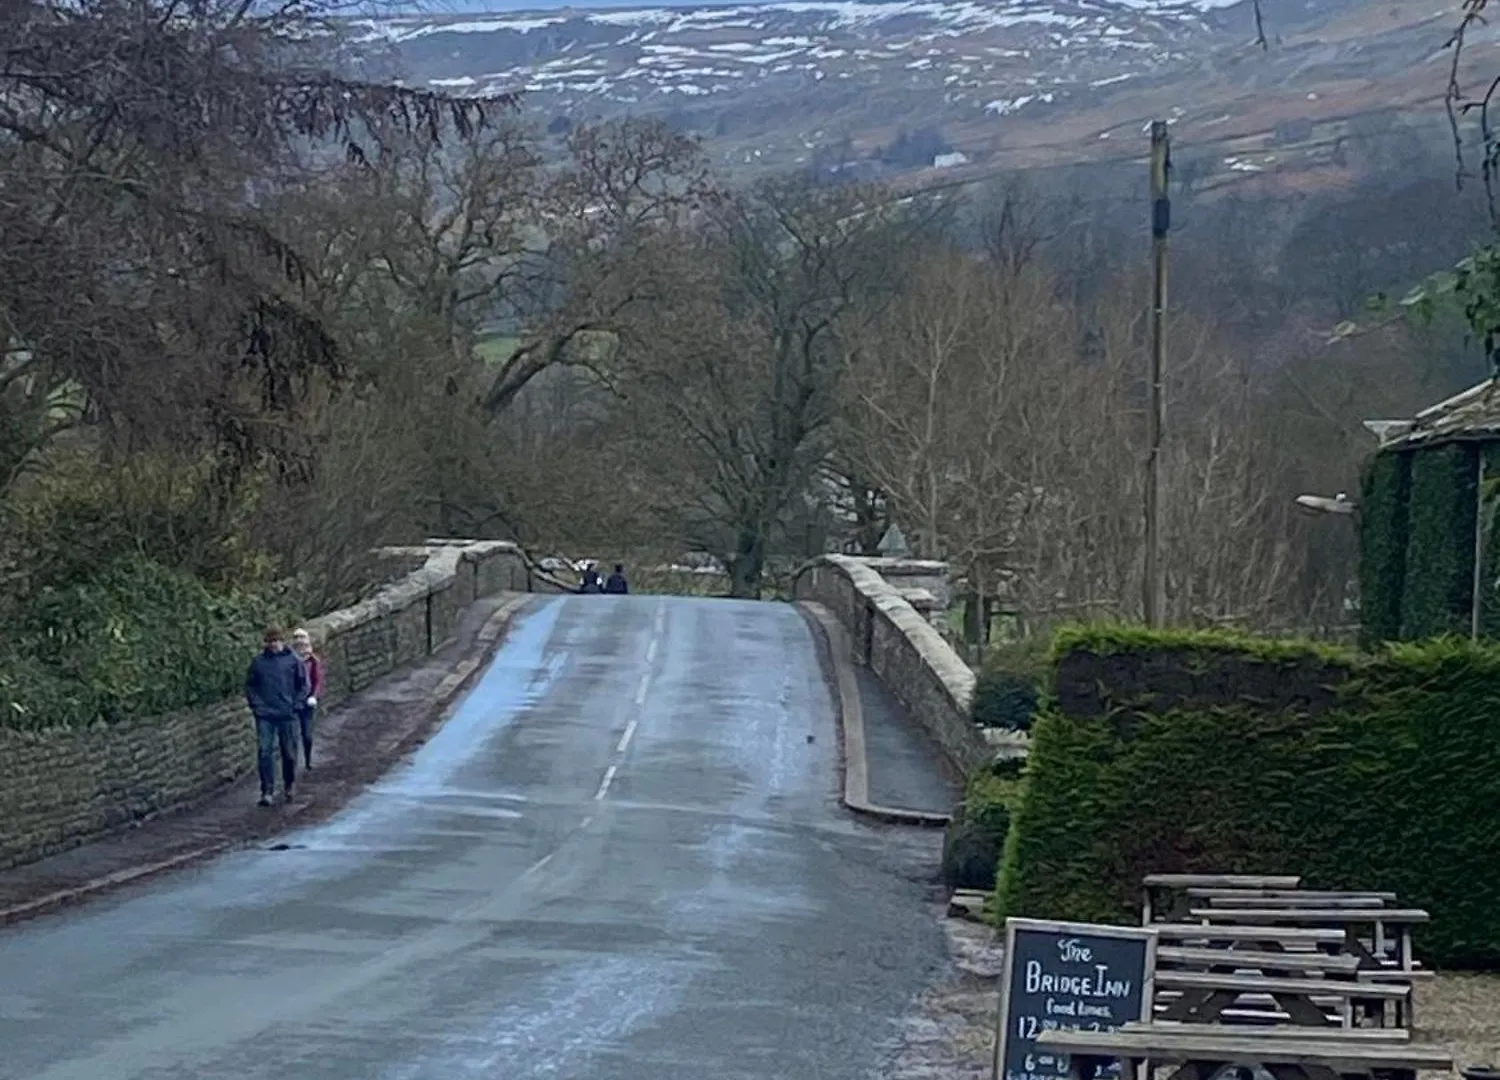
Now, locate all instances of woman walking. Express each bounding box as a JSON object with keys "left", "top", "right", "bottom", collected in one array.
[{"left": 291, "top": 627, "right": 325, "bottom": 770}]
